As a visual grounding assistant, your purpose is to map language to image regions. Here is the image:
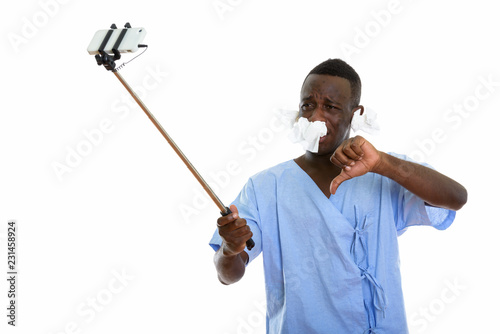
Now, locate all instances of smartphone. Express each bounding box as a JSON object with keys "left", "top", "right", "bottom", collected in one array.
[{"left": 87, "top": 27, "right": 147, "bottom": 55}]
